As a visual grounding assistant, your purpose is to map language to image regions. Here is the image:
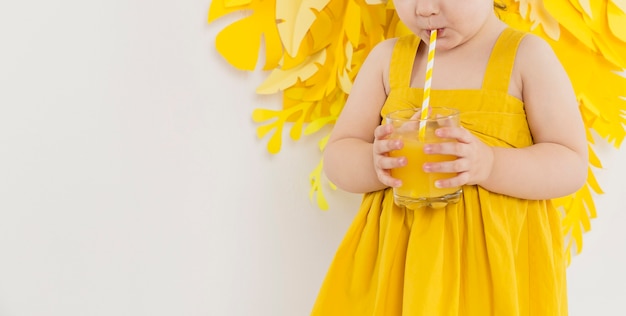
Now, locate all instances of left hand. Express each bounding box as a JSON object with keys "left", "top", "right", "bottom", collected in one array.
[{"left": 422, "top": 126, "right": 495, "bottom": 189}]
